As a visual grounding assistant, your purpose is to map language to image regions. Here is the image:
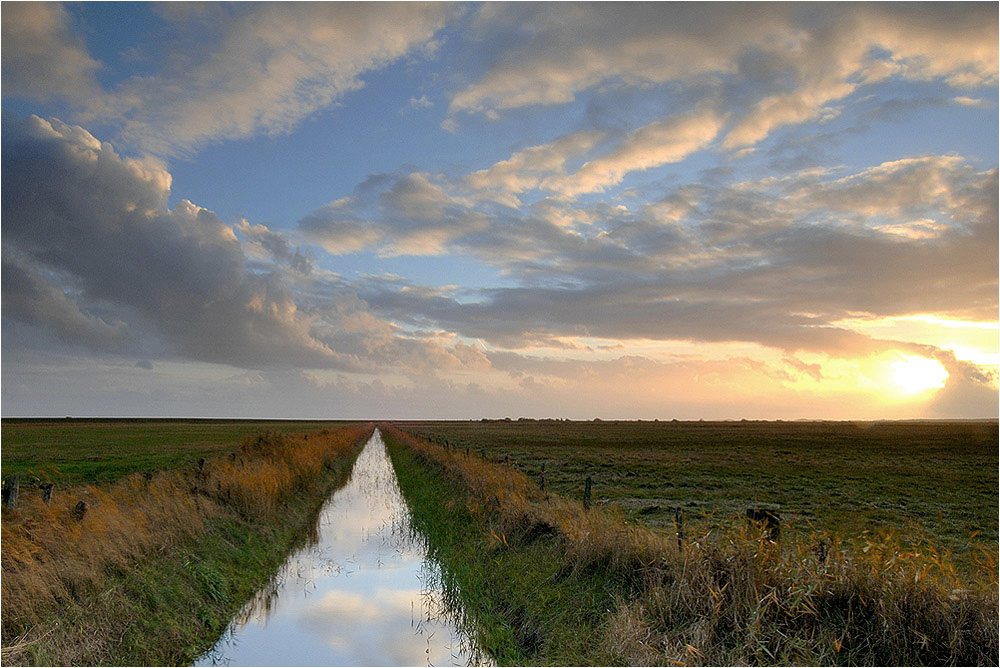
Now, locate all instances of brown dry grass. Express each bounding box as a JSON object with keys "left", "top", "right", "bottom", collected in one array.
[
  {"left": 383, "top": 424, "right": 999, "bottom": 666},
  {"left": 0, "top": 425, "right": 373, "bottom": 646}
]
